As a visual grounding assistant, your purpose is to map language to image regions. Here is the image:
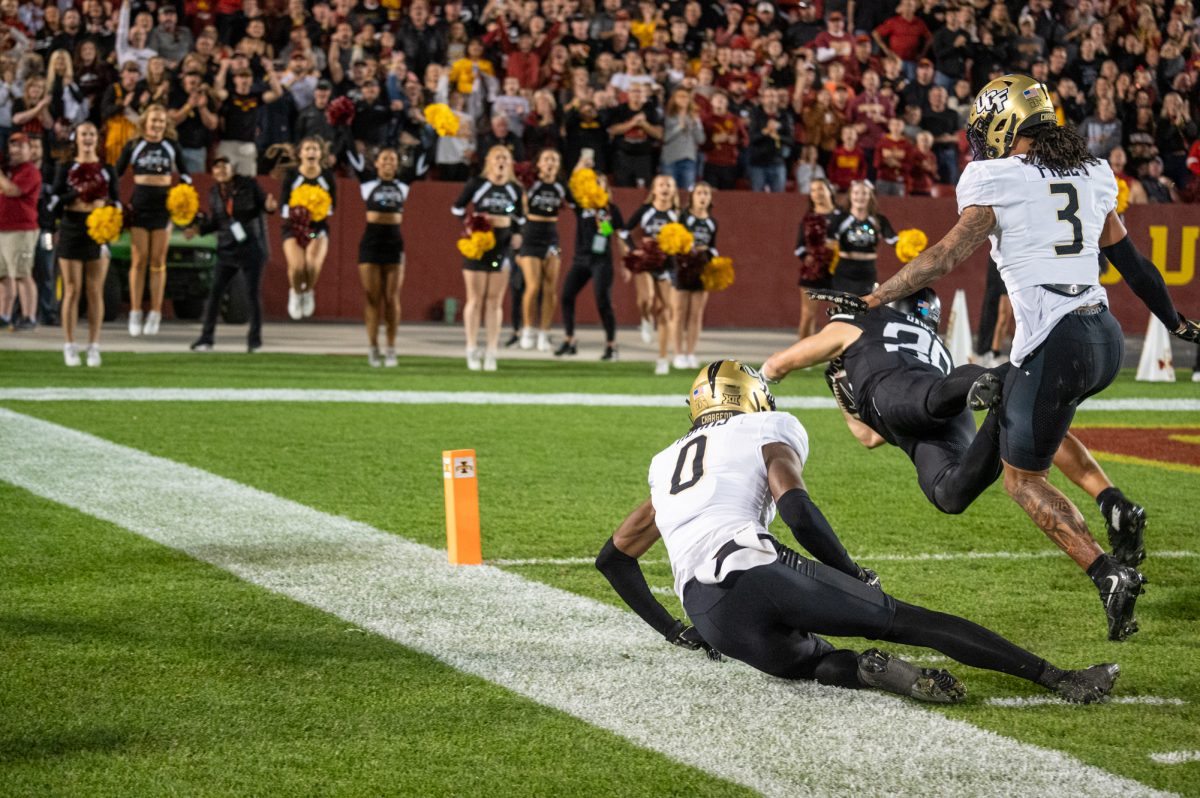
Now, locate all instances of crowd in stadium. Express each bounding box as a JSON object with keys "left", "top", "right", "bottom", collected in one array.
[{"left": 0, "top": 0, "right": 1197, "bottom": 368}]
